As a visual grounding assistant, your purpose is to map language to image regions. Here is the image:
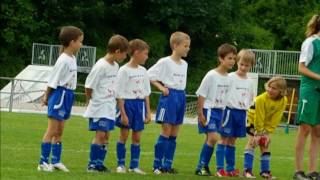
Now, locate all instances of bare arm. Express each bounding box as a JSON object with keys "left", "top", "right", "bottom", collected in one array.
[
  {"left": 150, "top": 80, "right": 169, "bottom": 96},
  {"left": 299, "top": 63, "right": 320, "bottom": 80},
  {"left": 85, "top": 88, "right": 93, "bottom": 106},
  {"left": 117, "top": 98, "right": 129, "bottom": 126},
  {"left": 197, "top": 95, "right": 206, "bottom": 127},
  {"left": 42, "top": 87, "right": 53, "bottom": 106},
  {"left": 144, "top": 96, "right": 151, "bottom": 124}
]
